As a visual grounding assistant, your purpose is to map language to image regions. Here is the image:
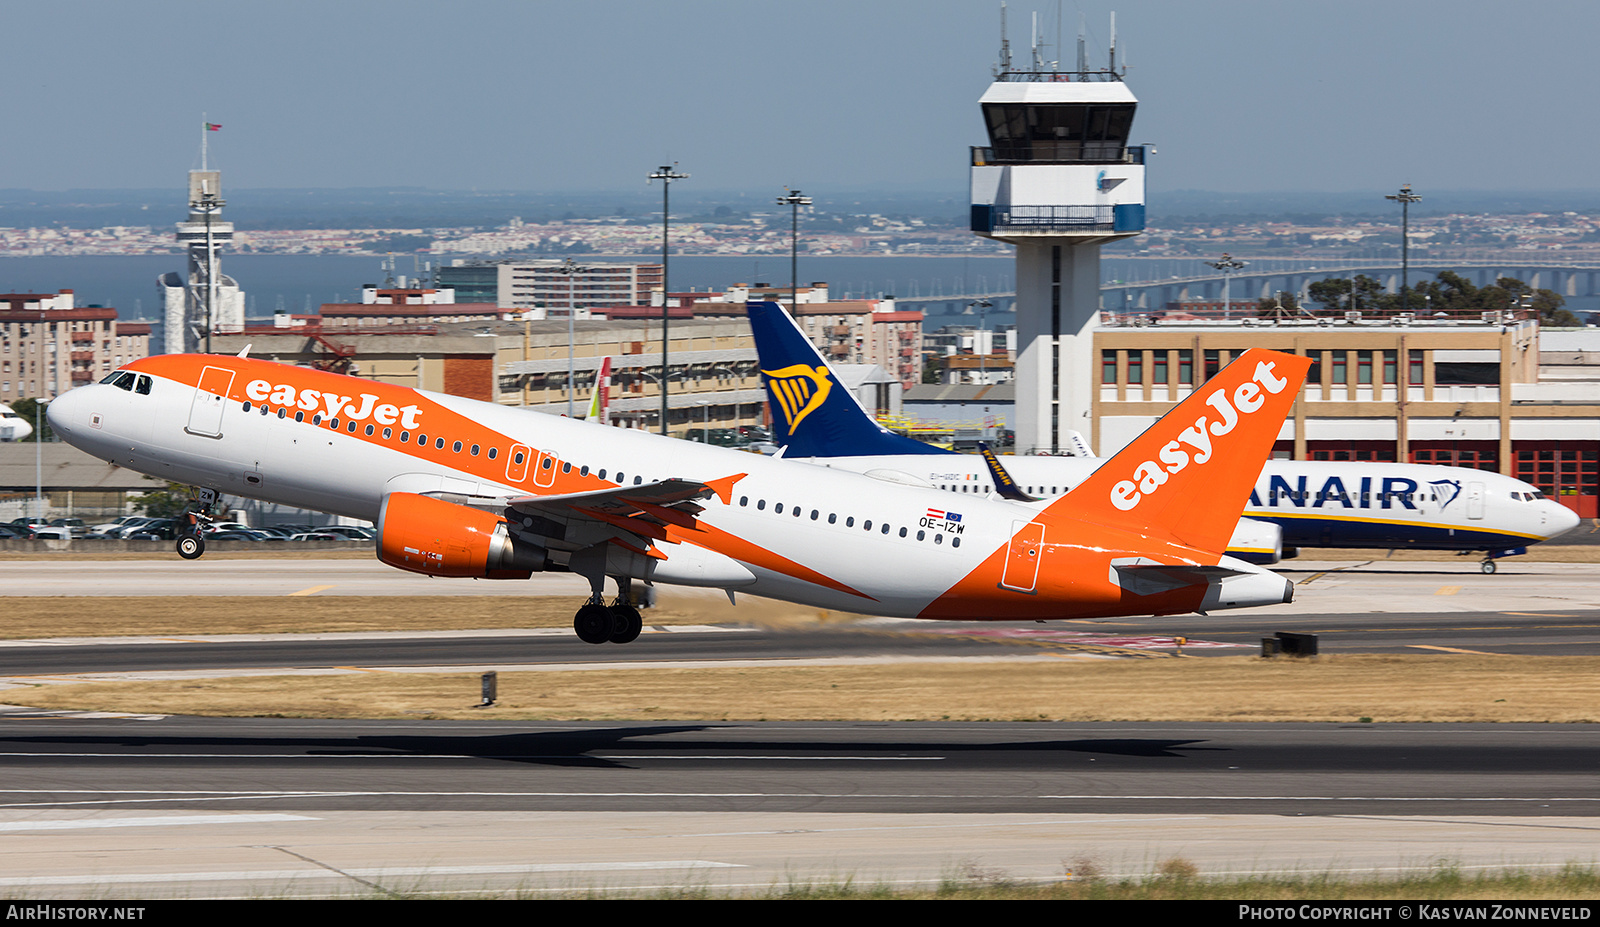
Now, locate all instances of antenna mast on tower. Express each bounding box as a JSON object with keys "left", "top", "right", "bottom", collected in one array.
[
  {"left": 995, "top": 2, "right": 1012, "bottom": 77},
  {"left": 1108, "top": 12, "right": 1118, "bottom": 74}
]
